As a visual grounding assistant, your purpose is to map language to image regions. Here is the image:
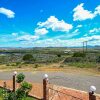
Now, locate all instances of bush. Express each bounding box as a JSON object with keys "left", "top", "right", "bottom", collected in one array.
[
  {"left": 57, "top": 54, "right": 61, "bottom": 57},
  {"left": 97, "top": 66, "right": 100, "bottom": 71},
  {"left": 59, "top": 65, "right": 64, "bottom": 68},
  {"left": 16, "top": 62, "right": 21, "bottom": 66},
  {"left": 16, "top": 81, "right": 32, "bottom": 99},
  {"left": 64, "top": 57, "right": 83, "bottom": 63},
  {"left": 34, "top": 64, "right": 40, "bottom": 68},
  {"left": 23, "top": 54, "right": 36, "bottom": 63},
  {"left": 21, "top": 81, "right": 32, "bottom": 92},
  {"left": 16, "top": 88, "right": 26, "bottom": 99},
  {"left": 96, "top": 56, "right": 100, "bottom": 63},
  {"left": 73, "top": 52, "right": 86, "bottom": 57},
  {"left": 16, "top": 73, "right": 25, "bottom": 83},
  {"left": 8, "top": 92, "right": 16, "bottom": 100}
]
